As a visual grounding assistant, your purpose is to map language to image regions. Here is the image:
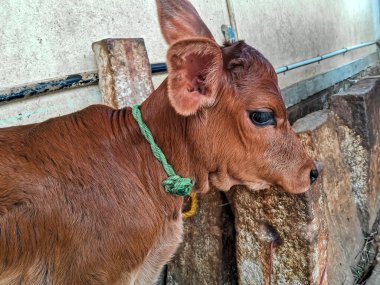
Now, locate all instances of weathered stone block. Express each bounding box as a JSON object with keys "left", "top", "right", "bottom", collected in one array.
[
  {"left": 366, "top": 261, "right": 380, "bottom": 285},
  {"left": 330, "top": 78, "right": 380, "bottom": 234},
  {"left": 228, "top": 109, "right": 370, "bottom": 285},
  {"left": 166, "top": 190, "right": 236, "bottom": 285},
  {"left": 228, "top": 112, "right": 340, "bottom": 285},
  {"left": 294, "top": 110, "right": 365, "bottom": 284},
  {"left": 229, "top": 180, "right": 327, "bottom": 285},
  {"left": 92, "top": 38, "right": 154, "bottom": 108}
]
